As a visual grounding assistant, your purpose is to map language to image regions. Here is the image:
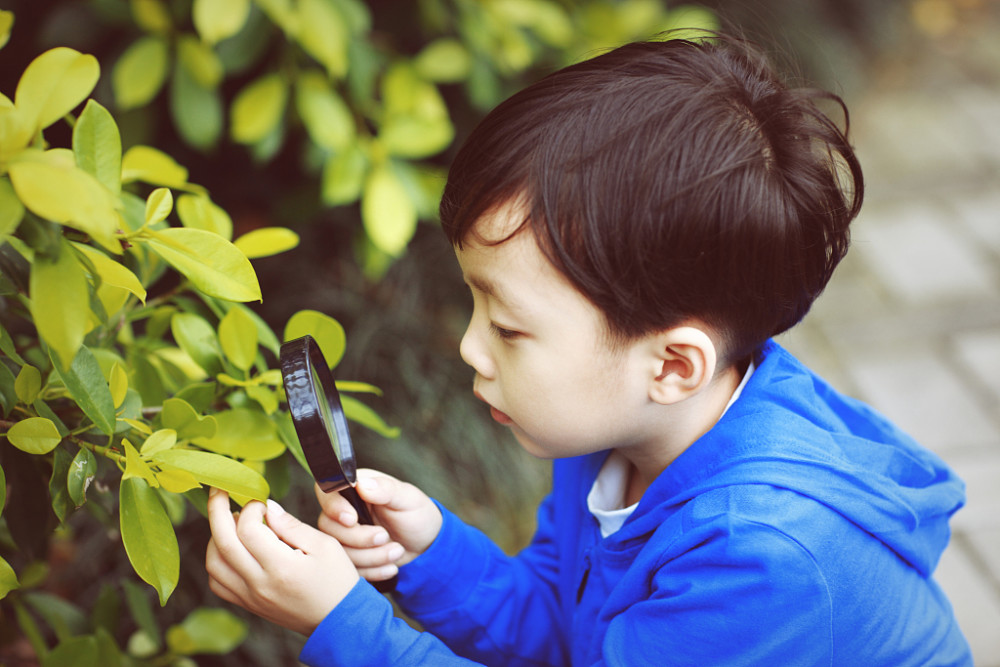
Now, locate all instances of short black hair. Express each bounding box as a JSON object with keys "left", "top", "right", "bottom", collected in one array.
[{"left": 440, "top": 34, "right": 863, "bottom": 366}]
